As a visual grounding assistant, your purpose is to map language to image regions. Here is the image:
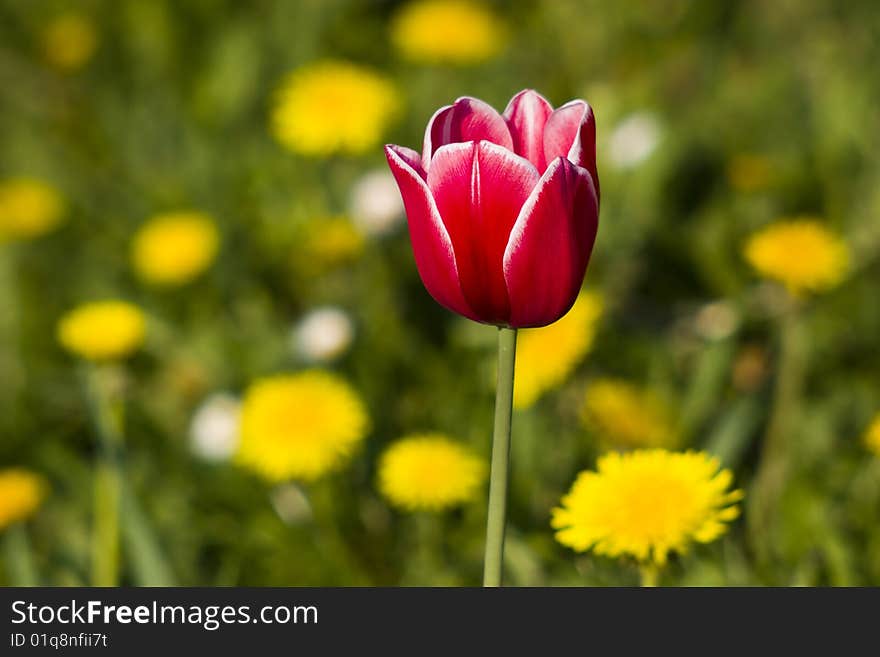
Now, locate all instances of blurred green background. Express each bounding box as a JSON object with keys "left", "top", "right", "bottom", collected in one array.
[{"left": 1, "top": 0, "right": 880, "bottom": 586}]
